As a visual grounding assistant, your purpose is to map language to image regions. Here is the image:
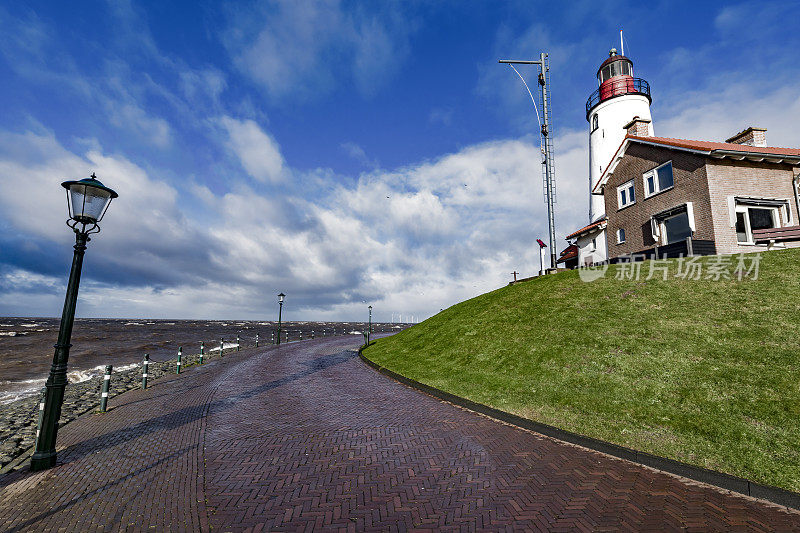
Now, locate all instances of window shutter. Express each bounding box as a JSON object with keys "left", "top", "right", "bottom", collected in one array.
[
  {"left": 686, "top": 202, "right": 695, "bottom": 233},
  {"left": 727, "top": 196, "right": 736, "bottom": 227}
]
